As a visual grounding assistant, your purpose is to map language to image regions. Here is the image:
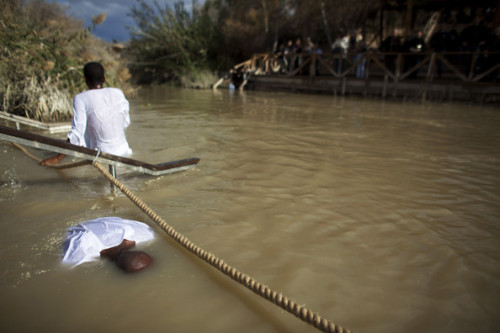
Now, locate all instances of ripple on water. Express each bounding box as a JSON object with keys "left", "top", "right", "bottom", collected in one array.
[{"left": 2, "top": 90, "right": 500, "bottom": 332}]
